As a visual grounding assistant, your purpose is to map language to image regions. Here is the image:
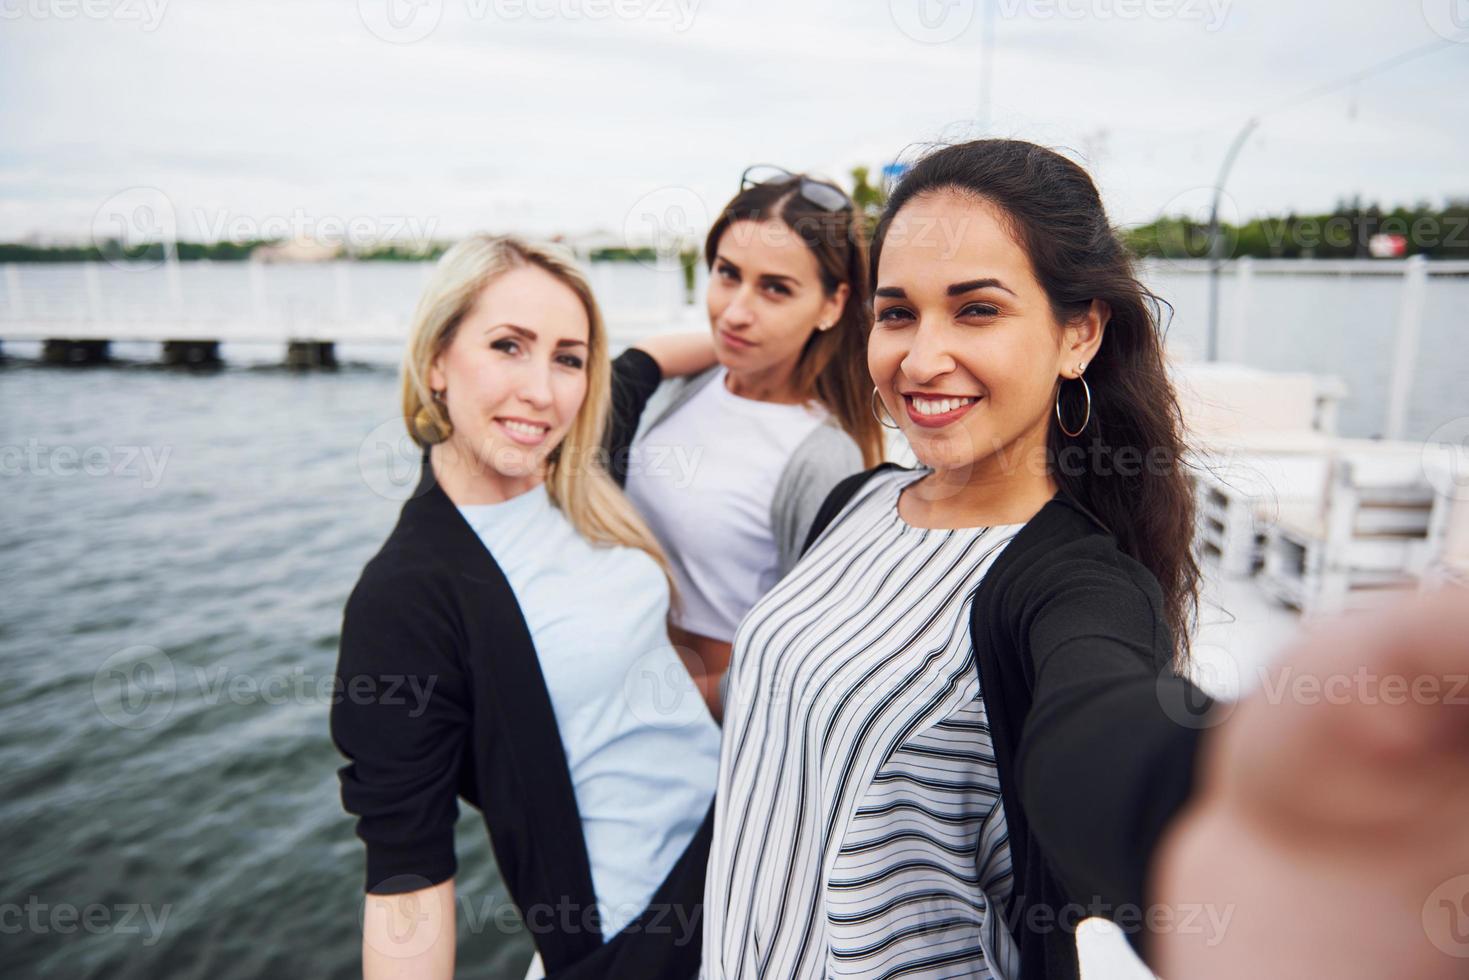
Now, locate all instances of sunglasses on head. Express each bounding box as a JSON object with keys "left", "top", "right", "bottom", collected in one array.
[{"left": 739, "top": 164, "right": 853, "bottom": 214}]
